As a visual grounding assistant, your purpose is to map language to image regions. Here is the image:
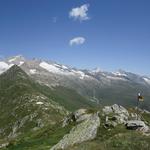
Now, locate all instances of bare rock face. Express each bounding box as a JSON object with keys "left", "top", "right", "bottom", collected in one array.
[
  {"left": 51, "top": 113, "right": 100, "bottom": 150},
  {"left": 73, "top": 109, "right": 93, "bottom": 123},
  {"left": 103, "top": 104, "right": 129, "bottom": 127},
  {"left": 130, "top": 113, "right": 139, "bottom": 120},
  {"left": 103, "top": 104, "right": 150, "bottom": 134},
  {"left": 143, "top": 110, "right": 150, "bottom": 114},
  {"left": 126, "top": 120, "right": 149, "bottom": 132},
  {"left": 51, "top": 105, "right": 150, "bottom": 150},
  {"left": 62, "top": 109, "right": 92, "bottom": 127},
  {"left": 0, "top": 142, "right": 9, "bottom": 149},
  {"left": 103, "top": 104, "right": 129, "bottom": 116}
]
